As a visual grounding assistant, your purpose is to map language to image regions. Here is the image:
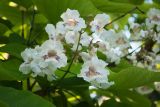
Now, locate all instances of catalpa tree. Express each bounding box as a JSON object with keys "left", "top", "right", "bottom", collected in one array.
[{"left": 0, "top": 0, "right": 160, "bottom": 107}]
